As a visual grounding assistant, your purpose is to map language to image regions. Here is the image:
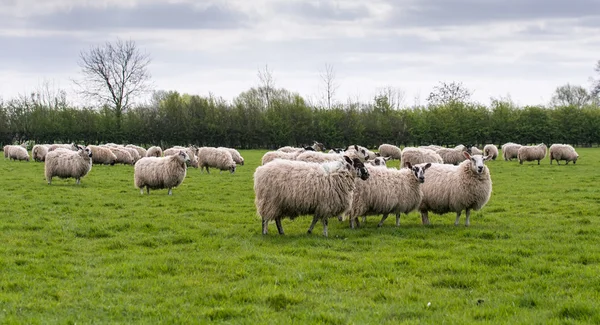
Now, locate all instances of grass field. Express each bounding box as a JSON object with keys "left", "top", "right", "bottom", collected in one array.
[{"left": 1, "top": 148, "right": 600, "bottom": 324}]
